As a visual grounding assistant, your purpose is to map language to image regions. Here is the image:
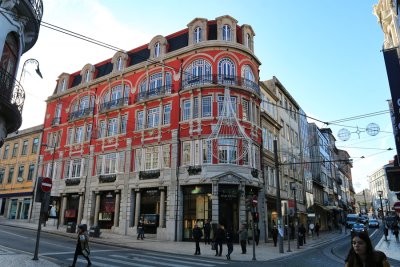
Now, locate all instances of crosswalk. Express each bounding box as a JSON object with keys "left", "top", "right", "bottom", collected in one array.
[
  {"left": 68, "top": 251, "right": 229, "bottom": 267},
  {"left": 0, "top": 245, "right": 16, "bottom": 256}
]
